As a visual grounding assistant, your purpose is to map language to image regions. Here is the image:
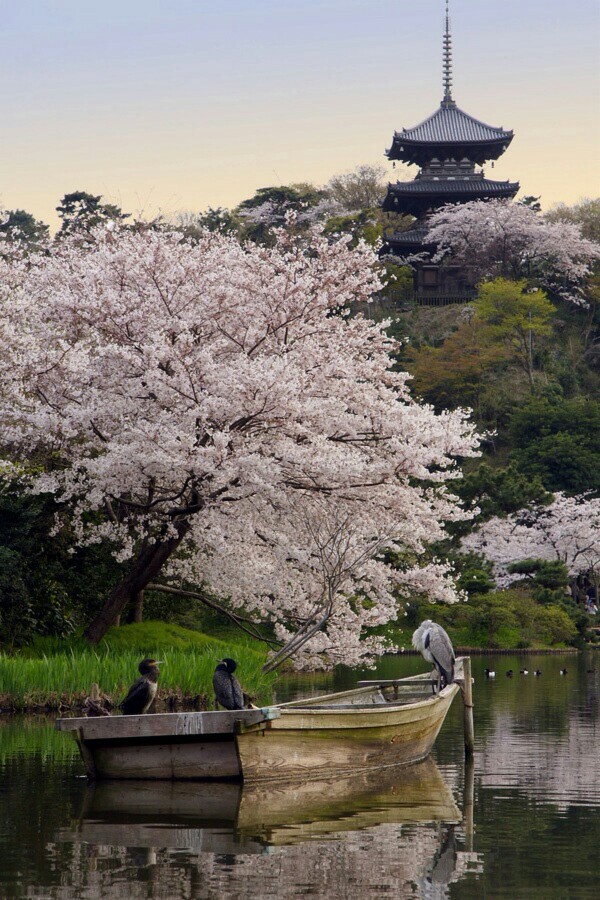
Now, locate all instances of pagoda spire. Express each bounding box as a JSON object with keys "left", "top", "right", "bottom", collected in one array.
[{"left": 442, "top": 0, "right": 454, "bottom": 105}]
